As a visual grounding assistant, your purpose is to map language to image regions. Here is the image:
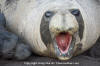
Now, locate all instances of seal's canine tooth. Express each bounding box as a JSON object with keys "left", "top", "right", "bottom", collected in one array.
[{"left": 0, "top": 0, "right": 100, "bottom": 60}]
